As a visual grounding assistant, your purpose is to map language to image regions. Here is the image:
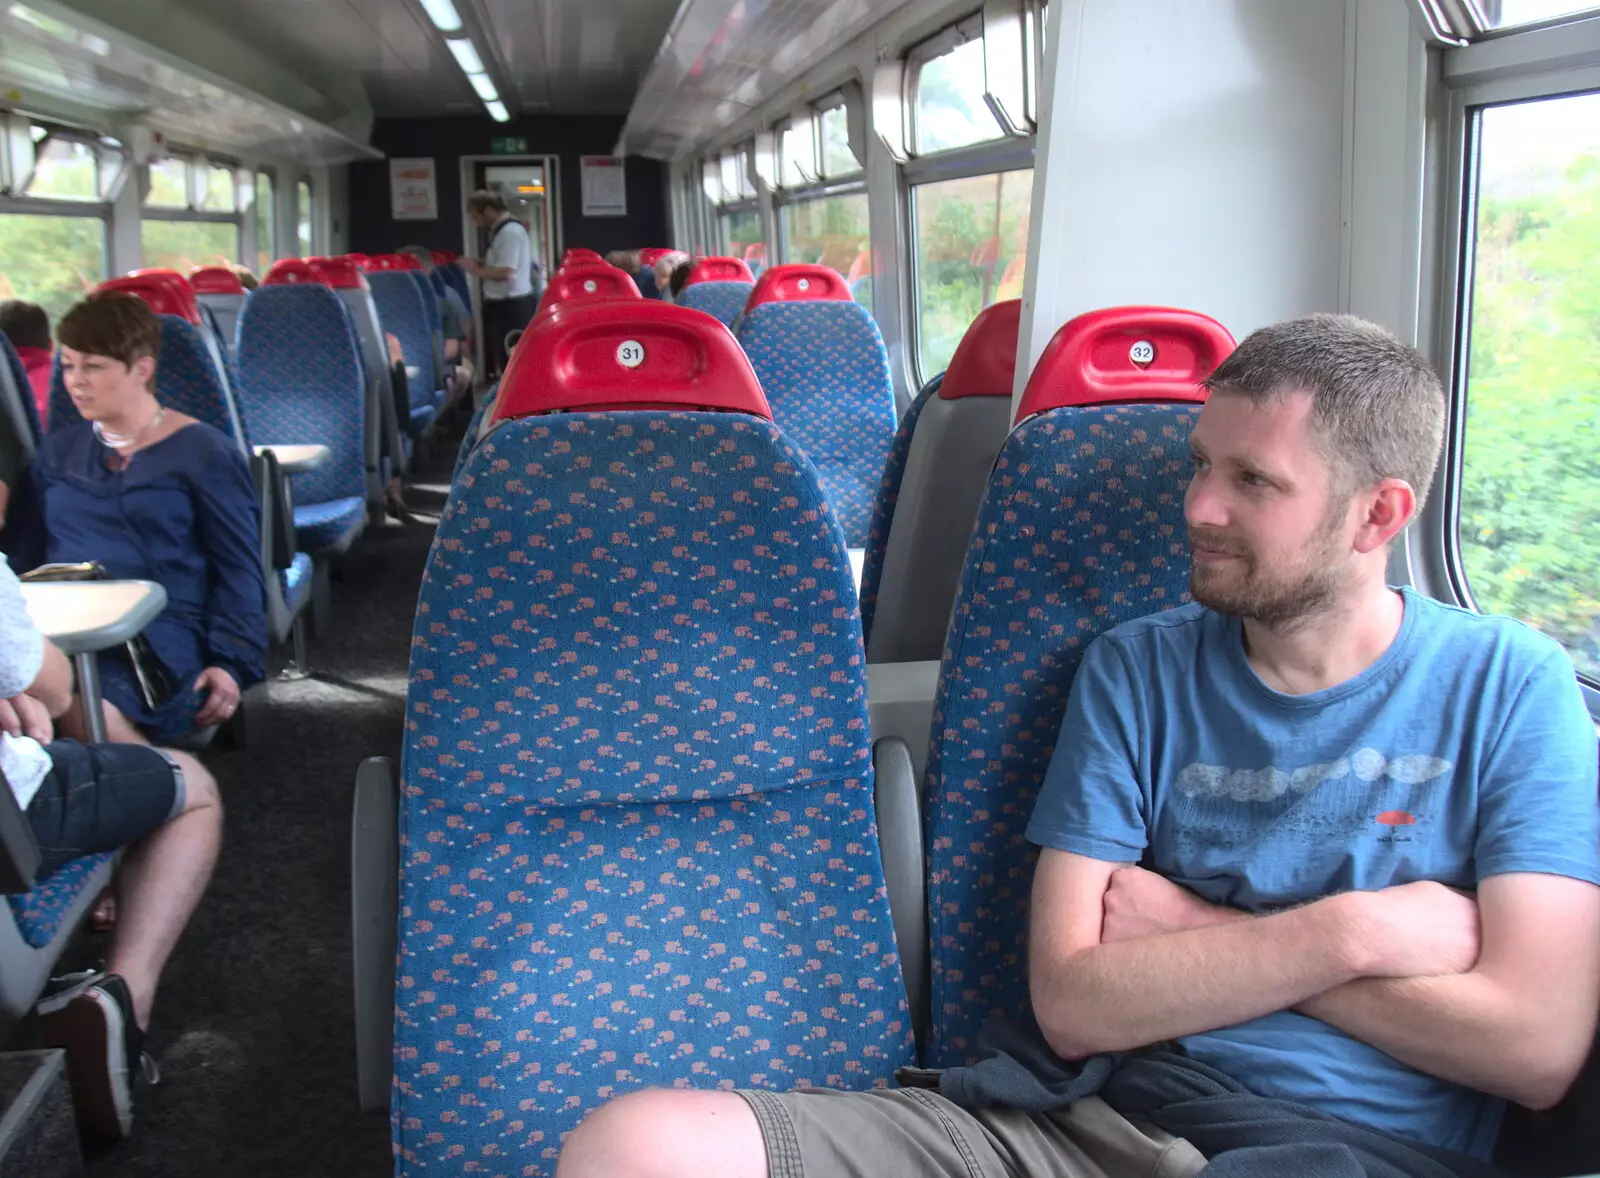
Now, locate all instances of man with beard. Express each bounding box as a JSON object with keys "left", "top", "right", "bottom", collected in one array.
[{"left": 557, "top": 314, "right": 1600, "bottom": 1178}]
